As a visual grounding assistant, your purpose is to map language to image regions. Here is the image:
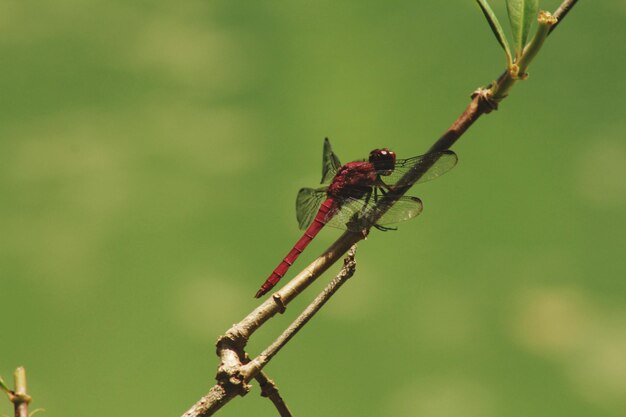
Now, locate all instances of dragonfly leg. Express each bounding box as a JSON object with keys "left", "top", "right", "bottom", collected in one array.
[
  {"left": 372, "top": 186, "right": 397, "bottom": 232},
  {"left": 355, "top": 189, "right": 373, "bottom": 232},
  {"left": 373, "top": 224, "right": 397, "bottom": 232},
  {"left": 375, "top": 177, "right": 392, "bottom": 192},
  {"left": 378, "top": 186, "right": 391, "bottom": 197},
  {"left": 343, "top": 189, "right": 373, "bottom": 232},
  {"left": 362, "top": 188, "right": 372, "bottom": 209}
]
